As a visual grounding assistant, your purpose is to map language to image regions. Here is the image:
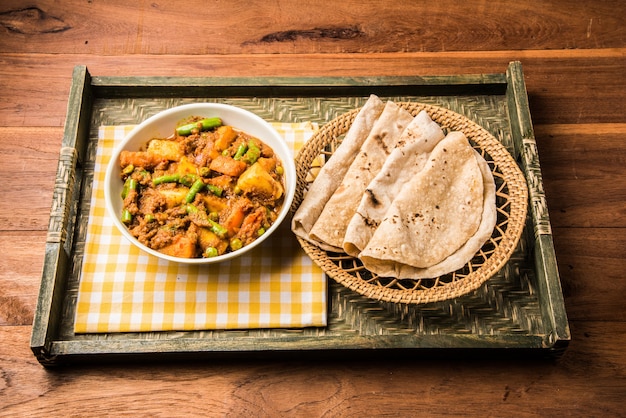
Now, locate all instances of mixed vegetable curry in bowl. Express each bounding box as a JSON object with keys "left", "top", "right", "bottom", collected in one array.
[{"left": 105, "top": 103, "right": 295, "bottom": 264}]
